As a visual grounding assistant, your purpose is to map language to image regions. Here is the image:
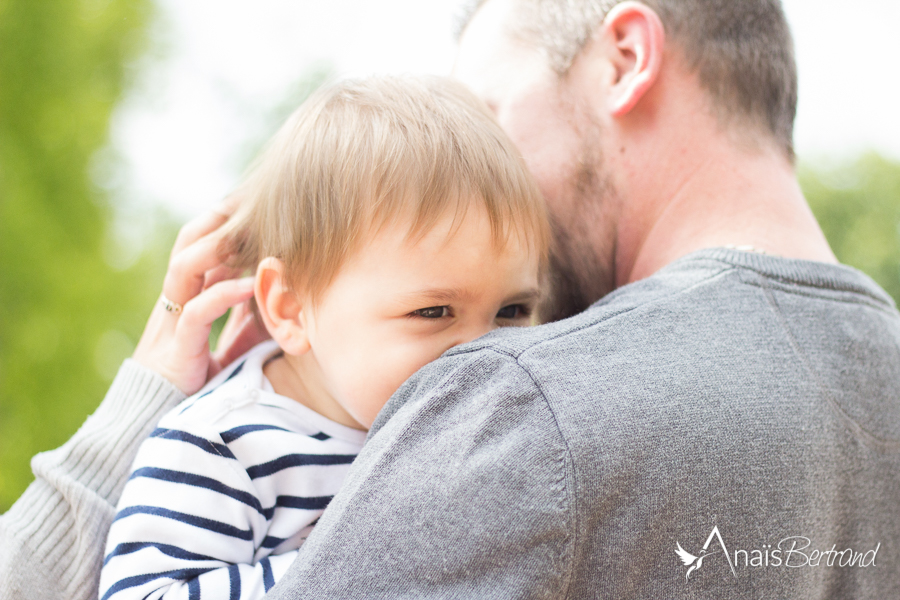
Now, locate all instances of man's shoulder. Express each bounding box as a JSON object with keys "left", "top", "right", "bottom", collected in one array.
[{"left": 449, "top": 248, "right": 898, "bottom": 362}]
